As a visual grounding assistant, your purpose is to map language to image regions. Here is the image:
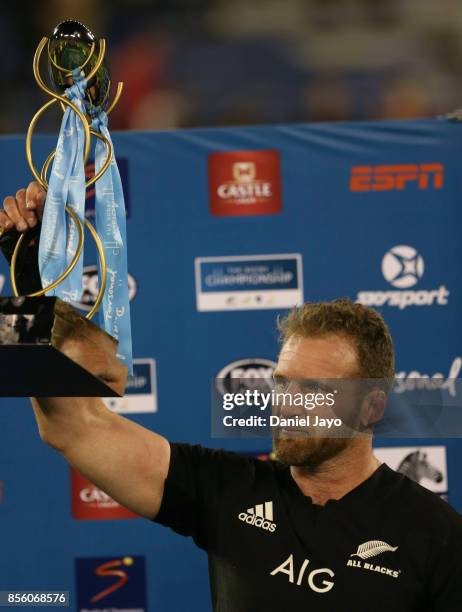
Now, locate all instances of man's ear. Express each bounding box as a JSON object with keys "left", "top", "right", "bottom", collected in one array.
[{"left": 360, "top": 389, "right": 387, "bottom": 430}]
